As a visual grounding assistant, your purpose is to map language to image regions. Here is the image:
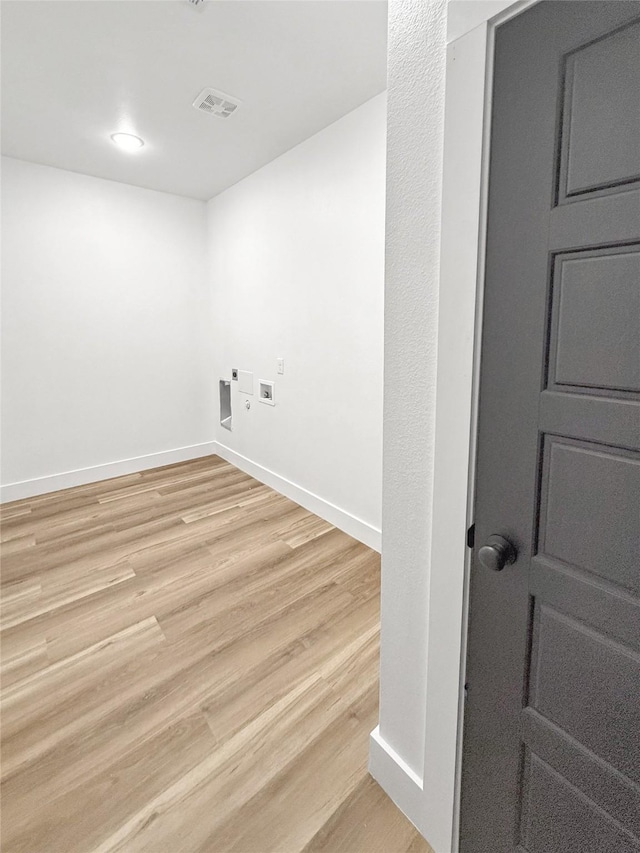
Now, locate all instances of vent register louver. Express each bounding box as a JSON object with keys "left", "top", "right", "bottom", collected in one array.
[{"left": 192, "top": 88, "right": 241, "bottom": 119}]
